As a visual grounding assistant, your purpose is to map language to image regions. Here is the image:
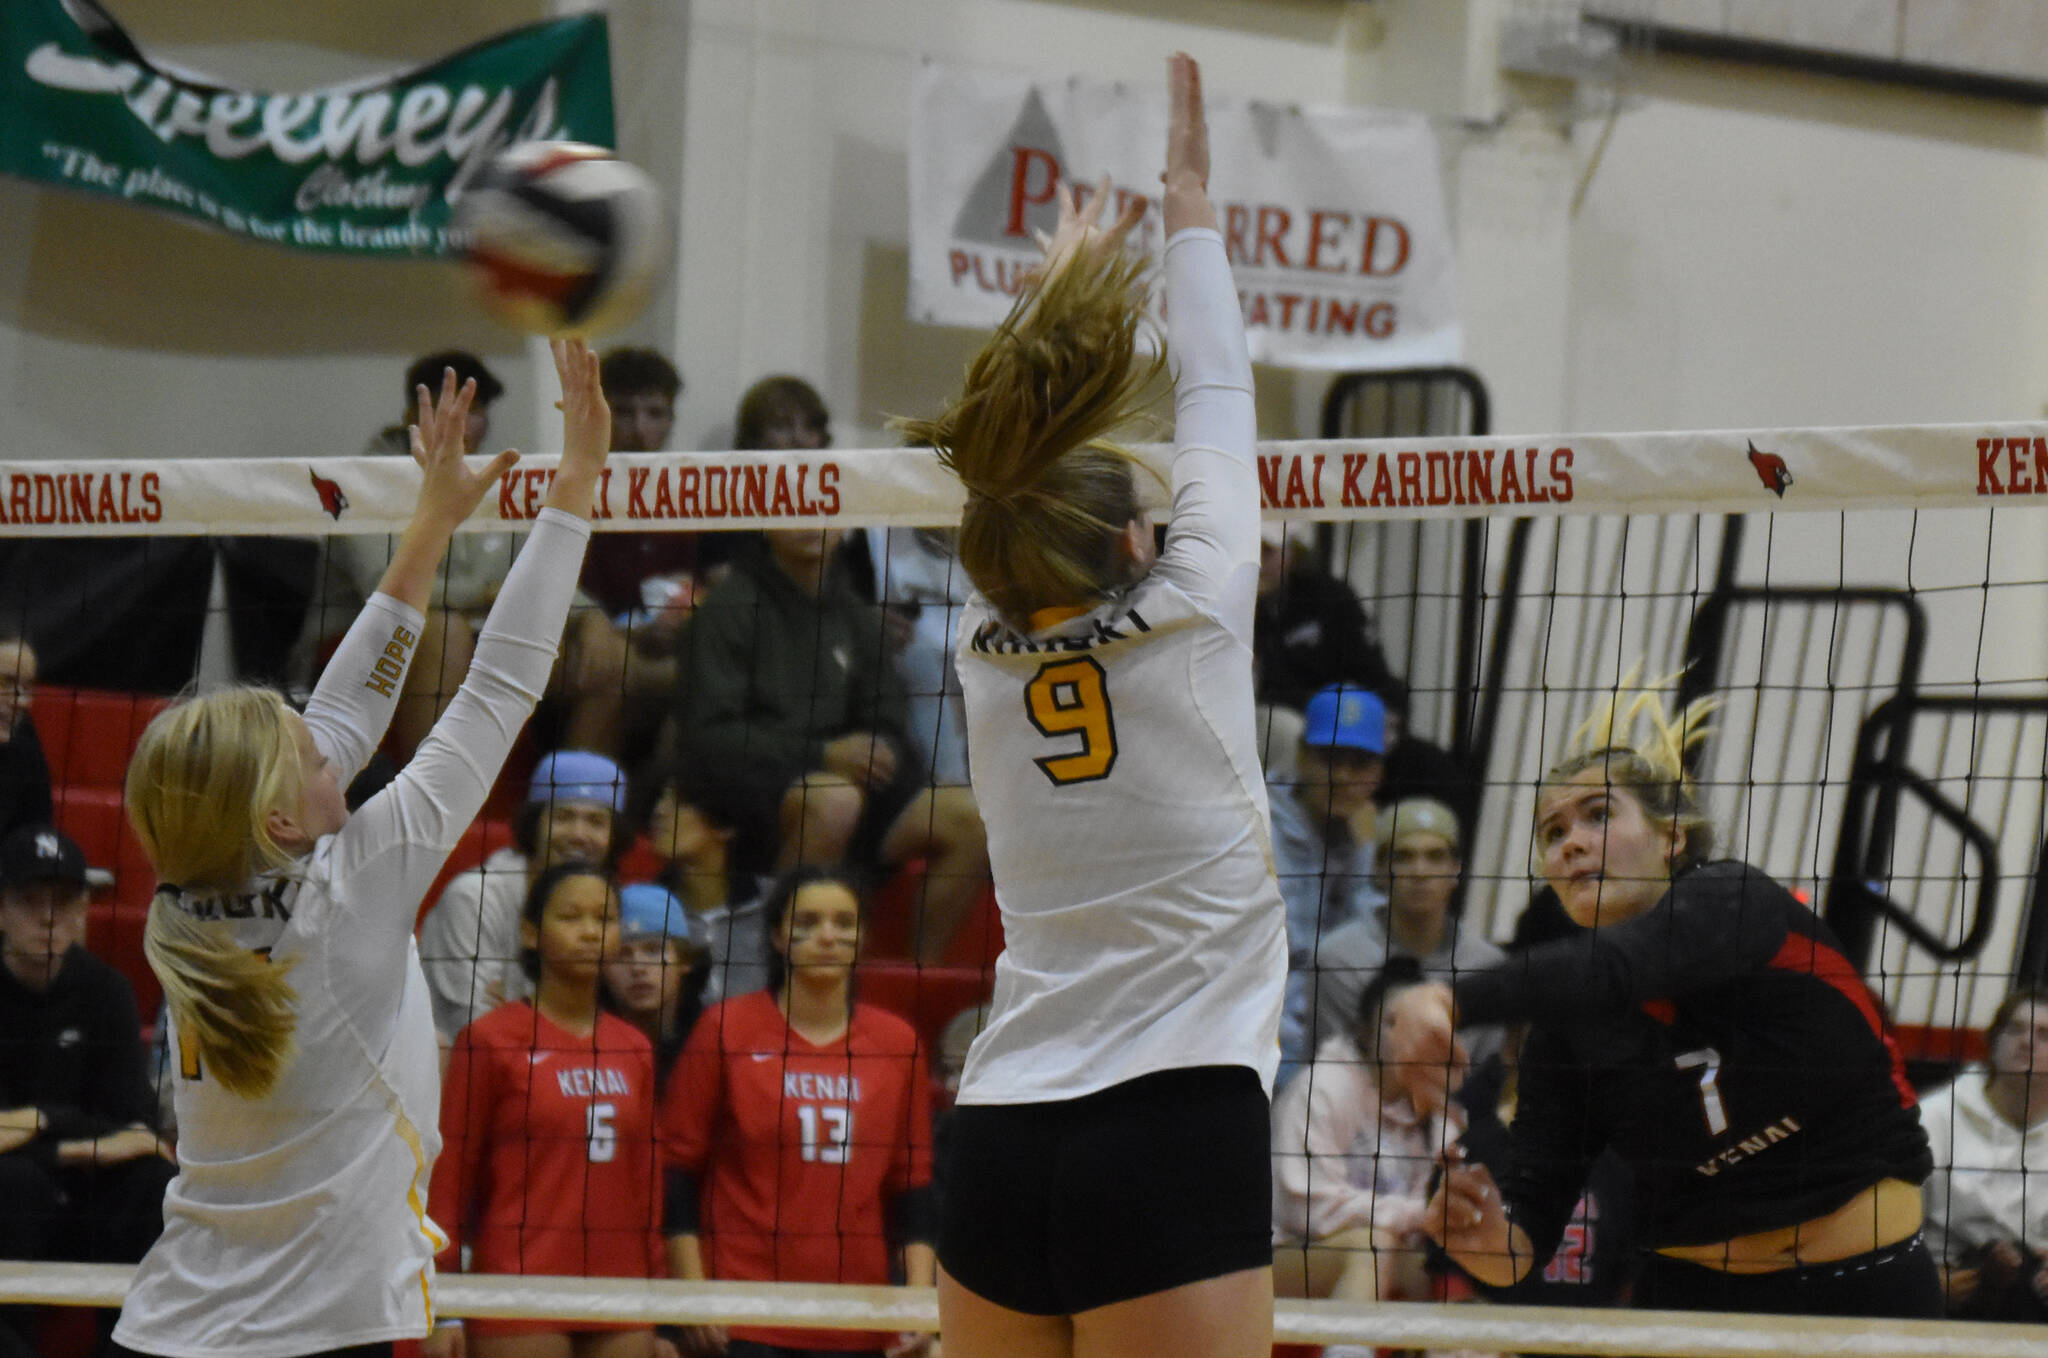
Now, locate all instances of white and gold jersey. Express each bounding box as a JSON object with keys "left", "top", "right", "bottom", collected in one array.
[
  {"left": 114, "top": 510, "right": 590, "bottom": 1358},
  {"left": 955, "top": 229, "right": 1287, "bottom": 1105}
]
